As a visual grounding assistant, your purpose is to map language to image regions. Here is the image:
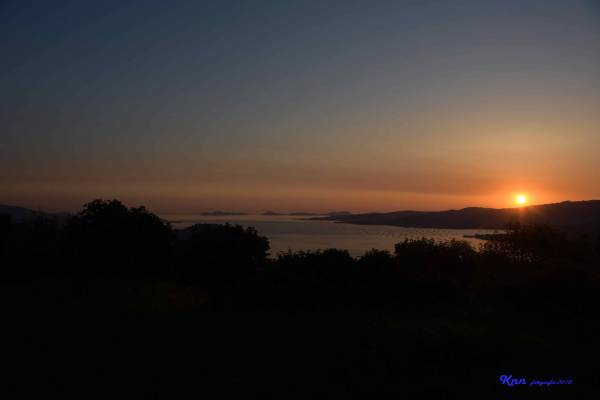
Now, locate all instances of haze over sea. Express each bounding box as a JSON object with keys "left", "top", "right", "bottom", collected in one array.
[{"left": 163, "top": 214, "right": 493, "bottom": 257}]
